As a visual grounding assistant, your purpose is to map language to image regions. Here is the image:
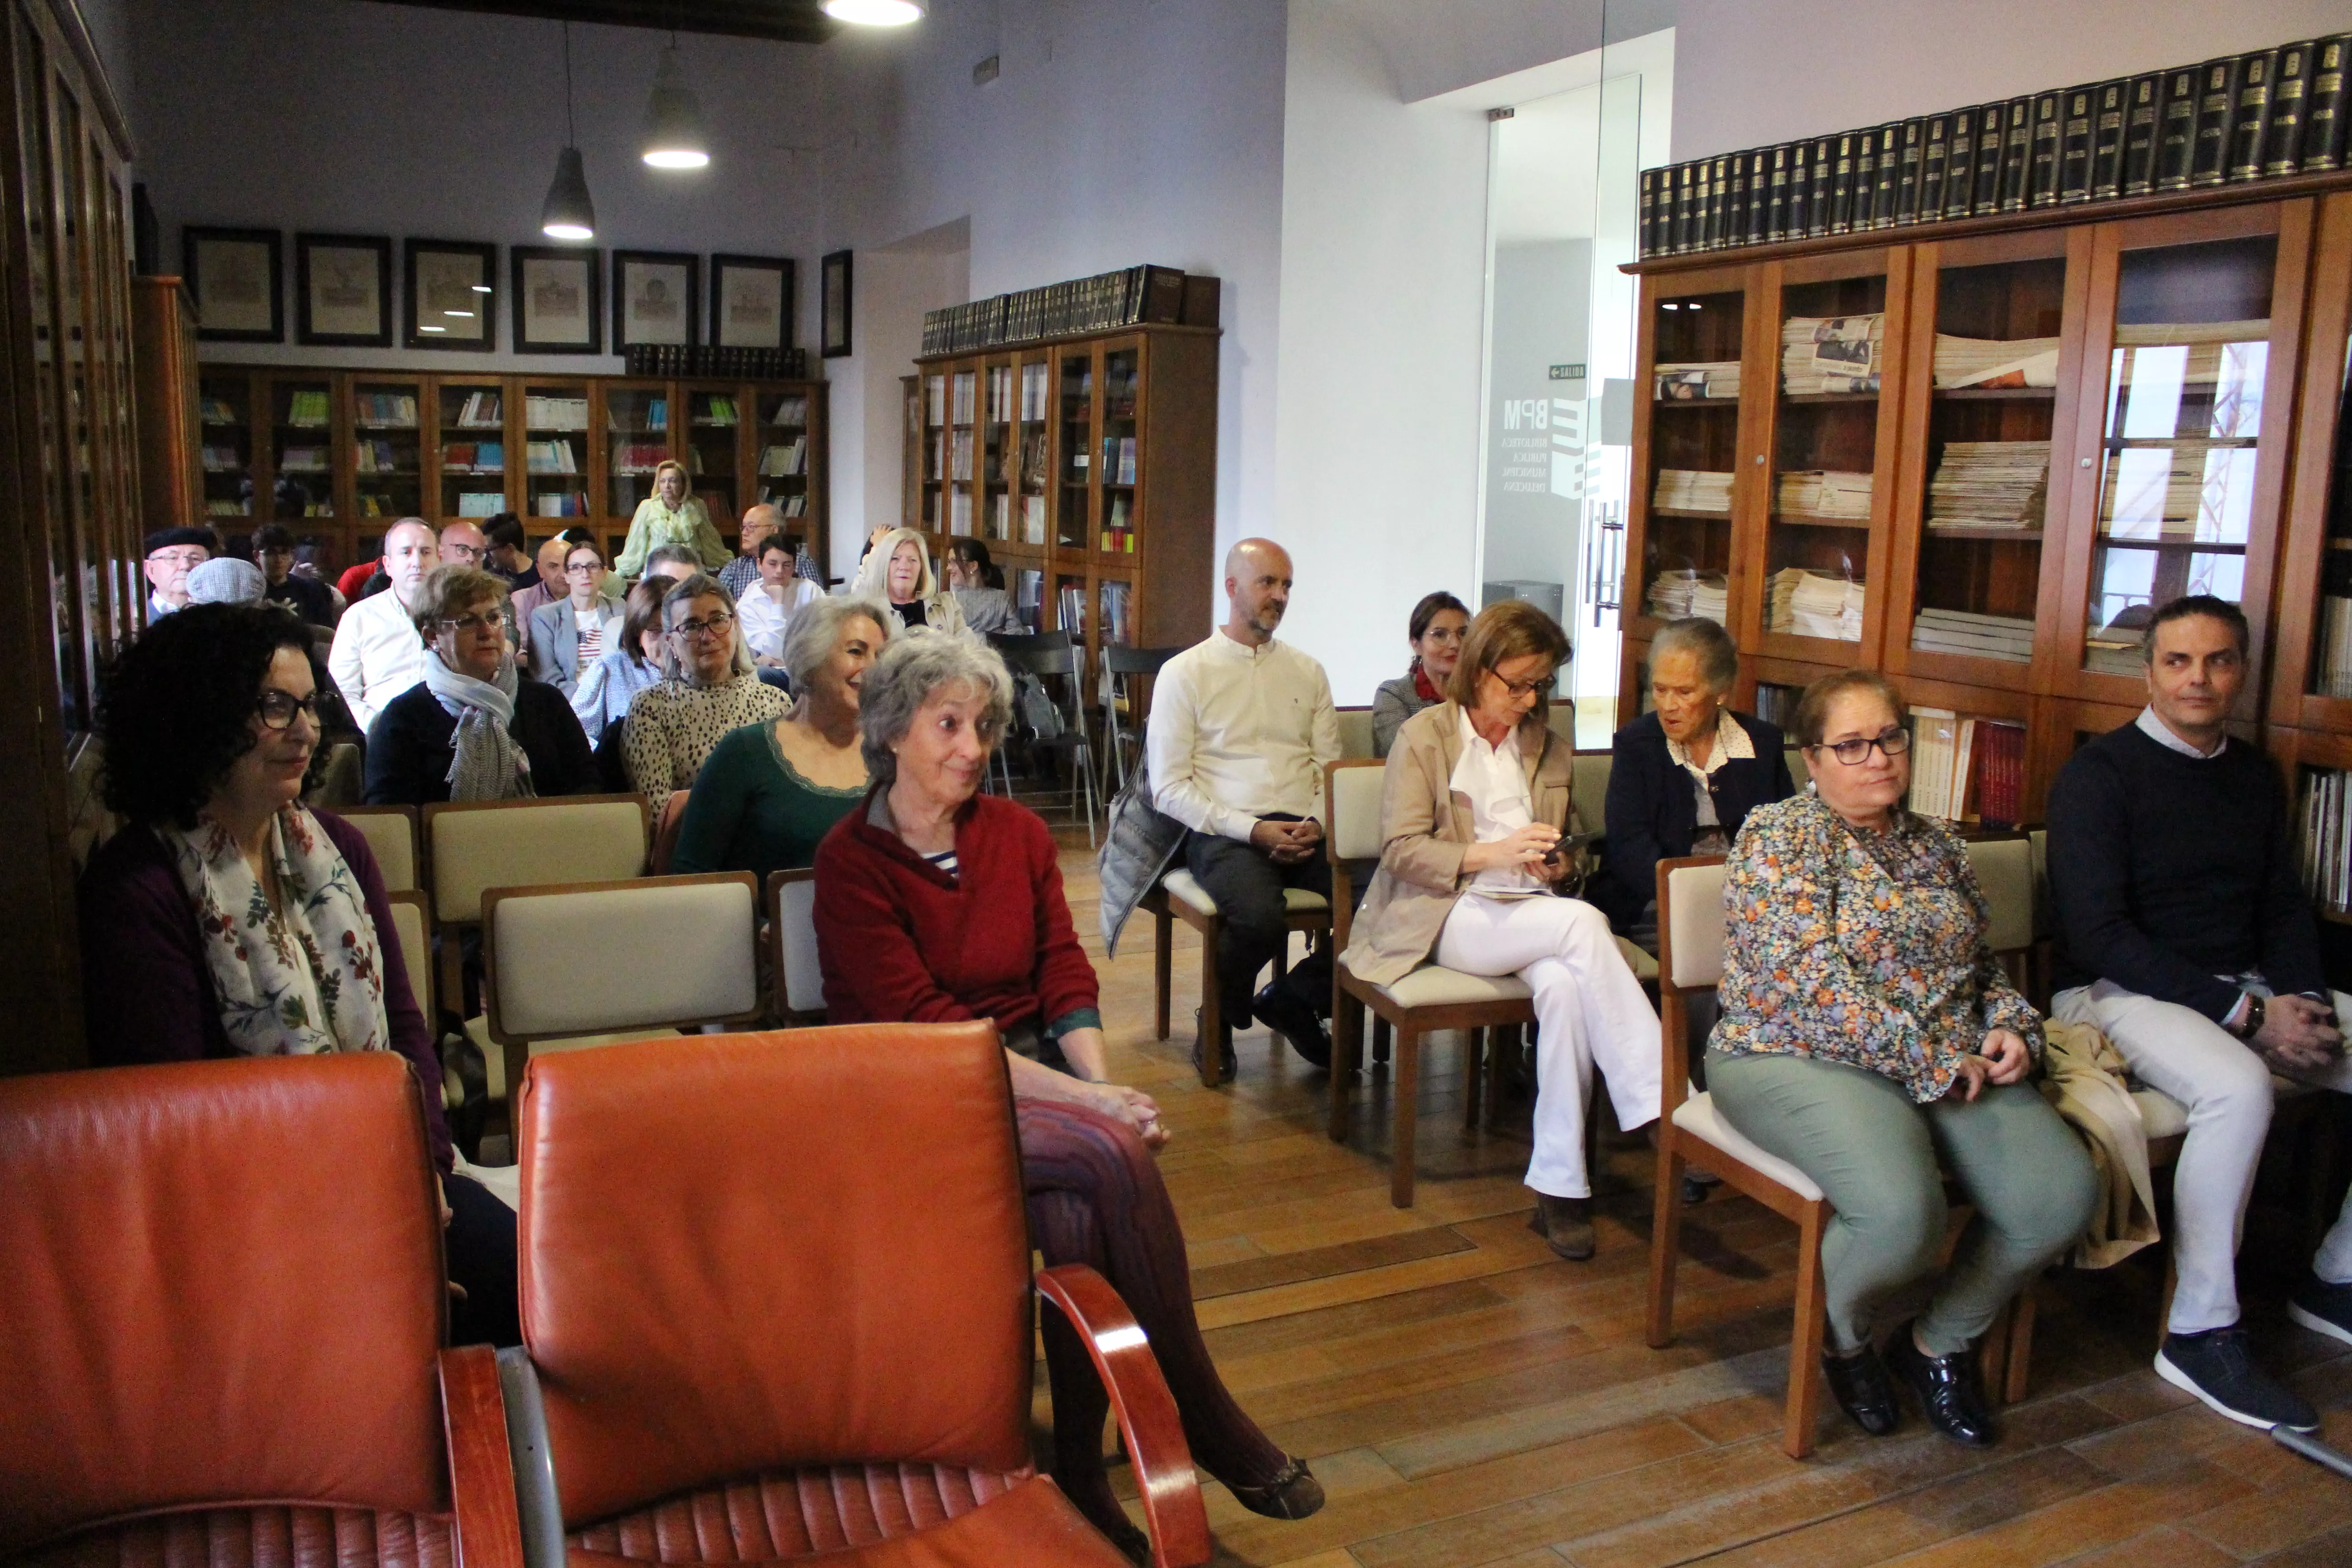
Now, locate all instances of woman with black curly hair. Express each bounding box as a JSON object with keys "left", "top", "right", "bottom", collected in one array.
[{"left": 77, "top": 602, "right": 518, "bottom": 1348}]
